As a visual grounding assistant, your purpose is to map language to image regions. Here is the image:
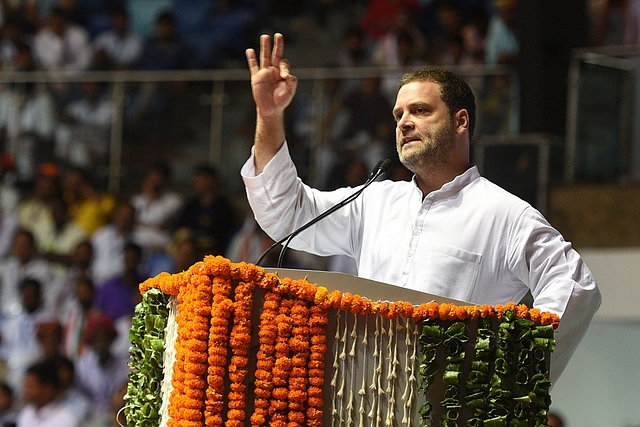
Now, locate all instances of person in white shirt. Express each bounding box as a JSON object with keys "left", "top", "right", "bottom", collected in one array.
[
  {"left": 241, "top": 33, "right": 602, "bottom": 384},
  {"left": 0, "top": 230, "right": 52, "bottom": 318},
  {"left": 16, "top": 359, "right": 80, "bottom": 427},
  {"left": 91, "top": 7, "right": 142, "bottom": 70},
  {"left": 32, "top": 7, "right": 91, "bottom": 72},
  {"left": 130, "top": 163, "right": 183, "bottom": 251}
]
